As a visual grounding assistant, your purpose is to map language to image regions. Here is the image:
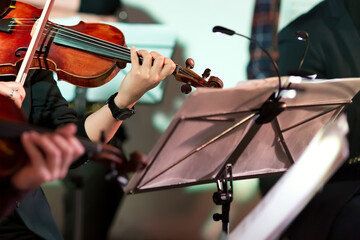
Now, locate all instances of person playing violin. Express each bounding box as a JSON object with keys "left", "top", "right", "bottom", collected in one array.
[{"left": 0, "top": 43, "right": 175, "bottom": 240}]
